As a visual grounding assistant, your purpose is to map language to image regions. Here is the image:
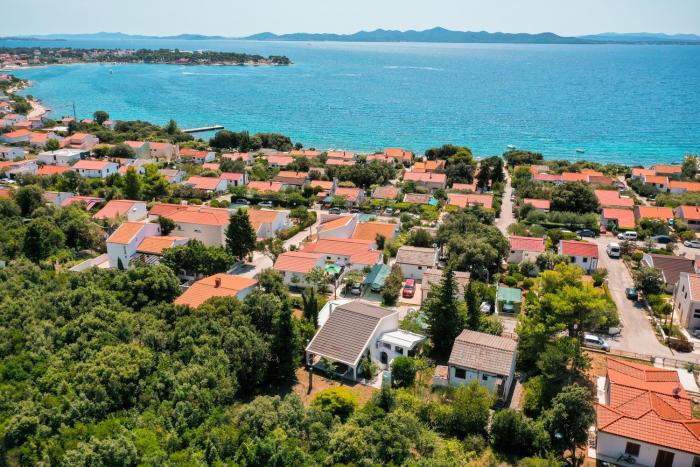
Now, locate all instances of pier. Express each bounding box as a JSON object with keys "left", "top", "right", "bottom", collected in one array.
[{"left": 182, "top": 125, "right": 224, "bottom": 134}]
